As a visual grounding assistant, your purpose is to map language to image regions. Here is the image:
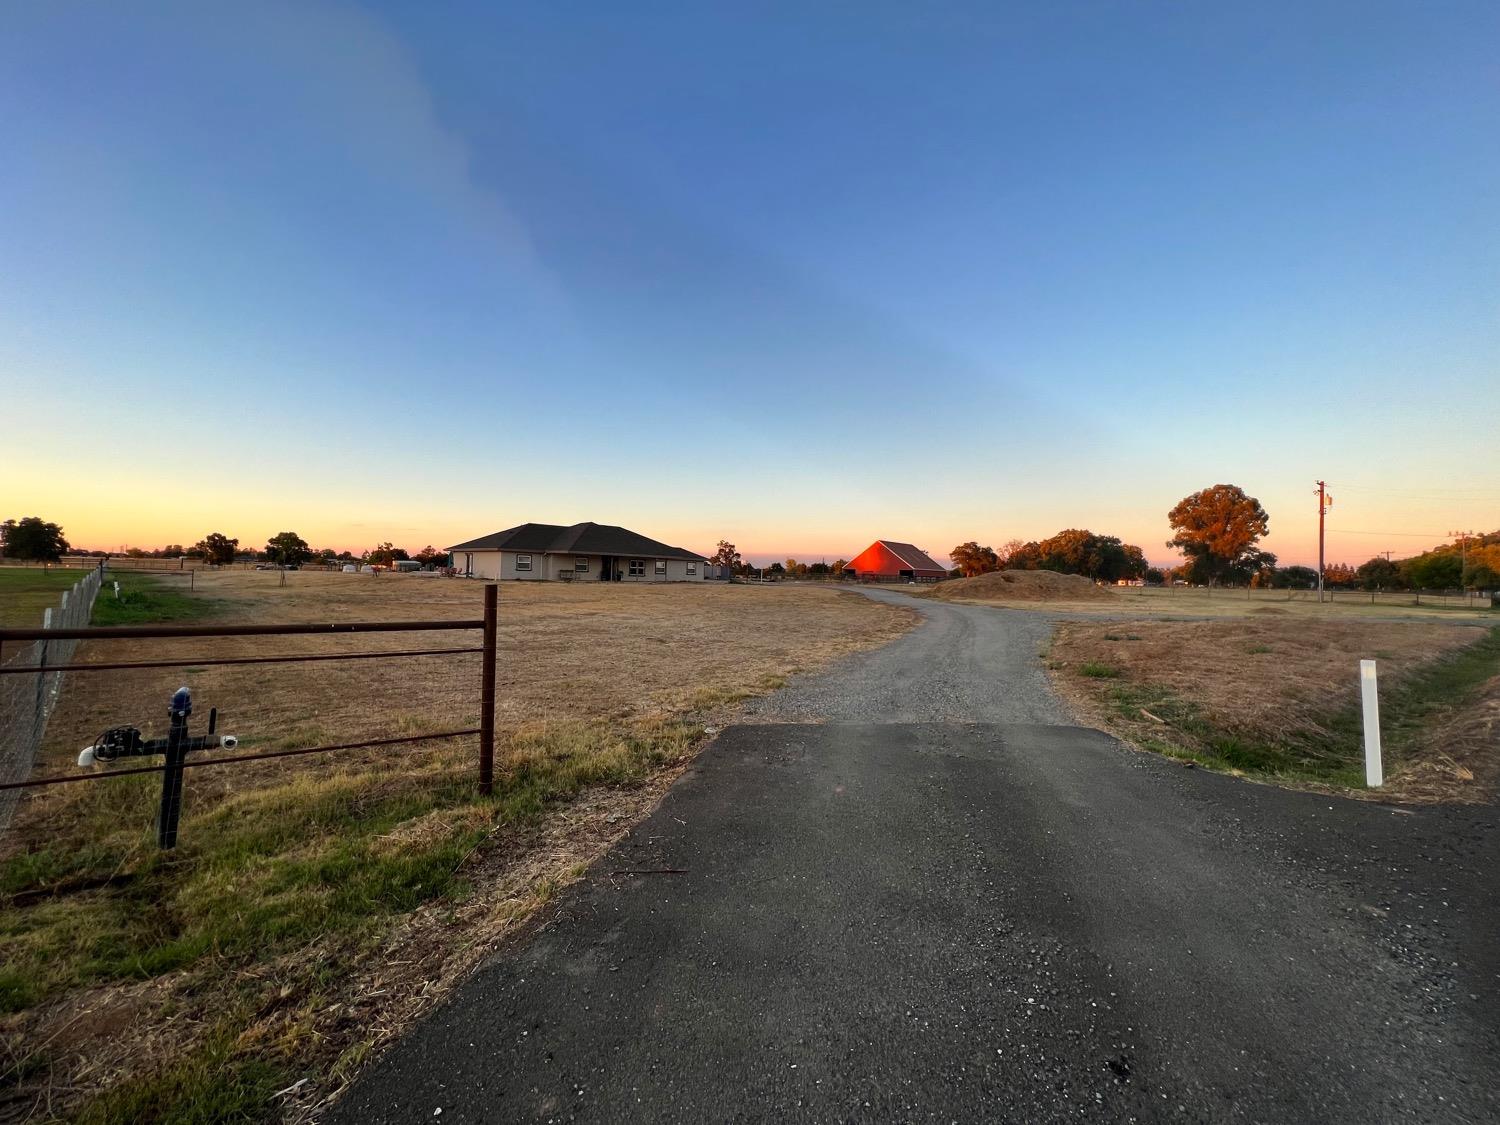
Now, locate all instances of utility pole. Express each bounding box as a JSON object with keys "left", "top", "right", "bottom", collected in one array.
[
  {"left": 1448, "top": 529, "right": 1475, "bottom": 593},
  {"left": 1315, "top": 481, "right": 1332, "bottom": 603}
]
